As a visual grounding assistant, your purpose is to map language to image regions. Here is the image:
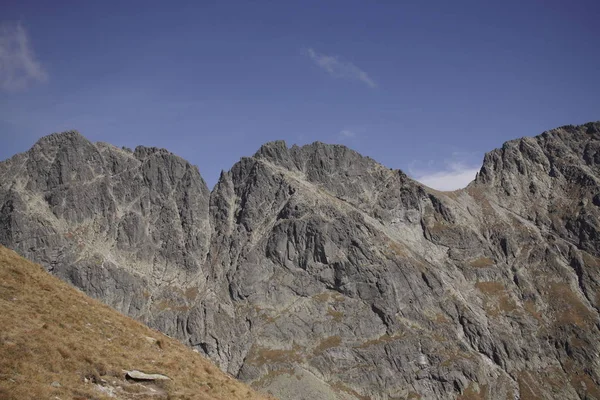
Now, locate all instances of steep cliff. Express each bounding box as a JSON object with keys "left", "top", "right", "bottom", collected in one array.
[{"left": 1, "top": 122, "right": 599, "bottom": 399}]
